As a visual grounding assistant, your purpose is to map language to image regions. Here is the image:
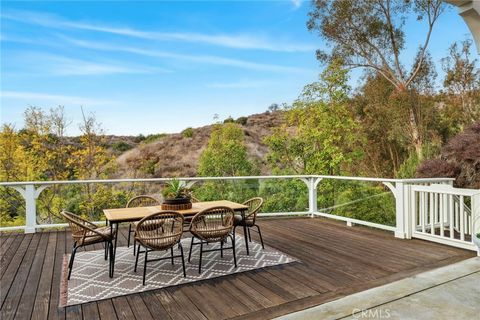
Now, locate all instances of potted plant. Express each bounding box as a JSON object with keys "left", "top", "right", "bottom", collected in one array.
[
  {"left": 161, "top": 179, "right": 192, "bottom": 210},
  {"left": 473, "top": 213, "right": 480, "bottom": 256}
]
